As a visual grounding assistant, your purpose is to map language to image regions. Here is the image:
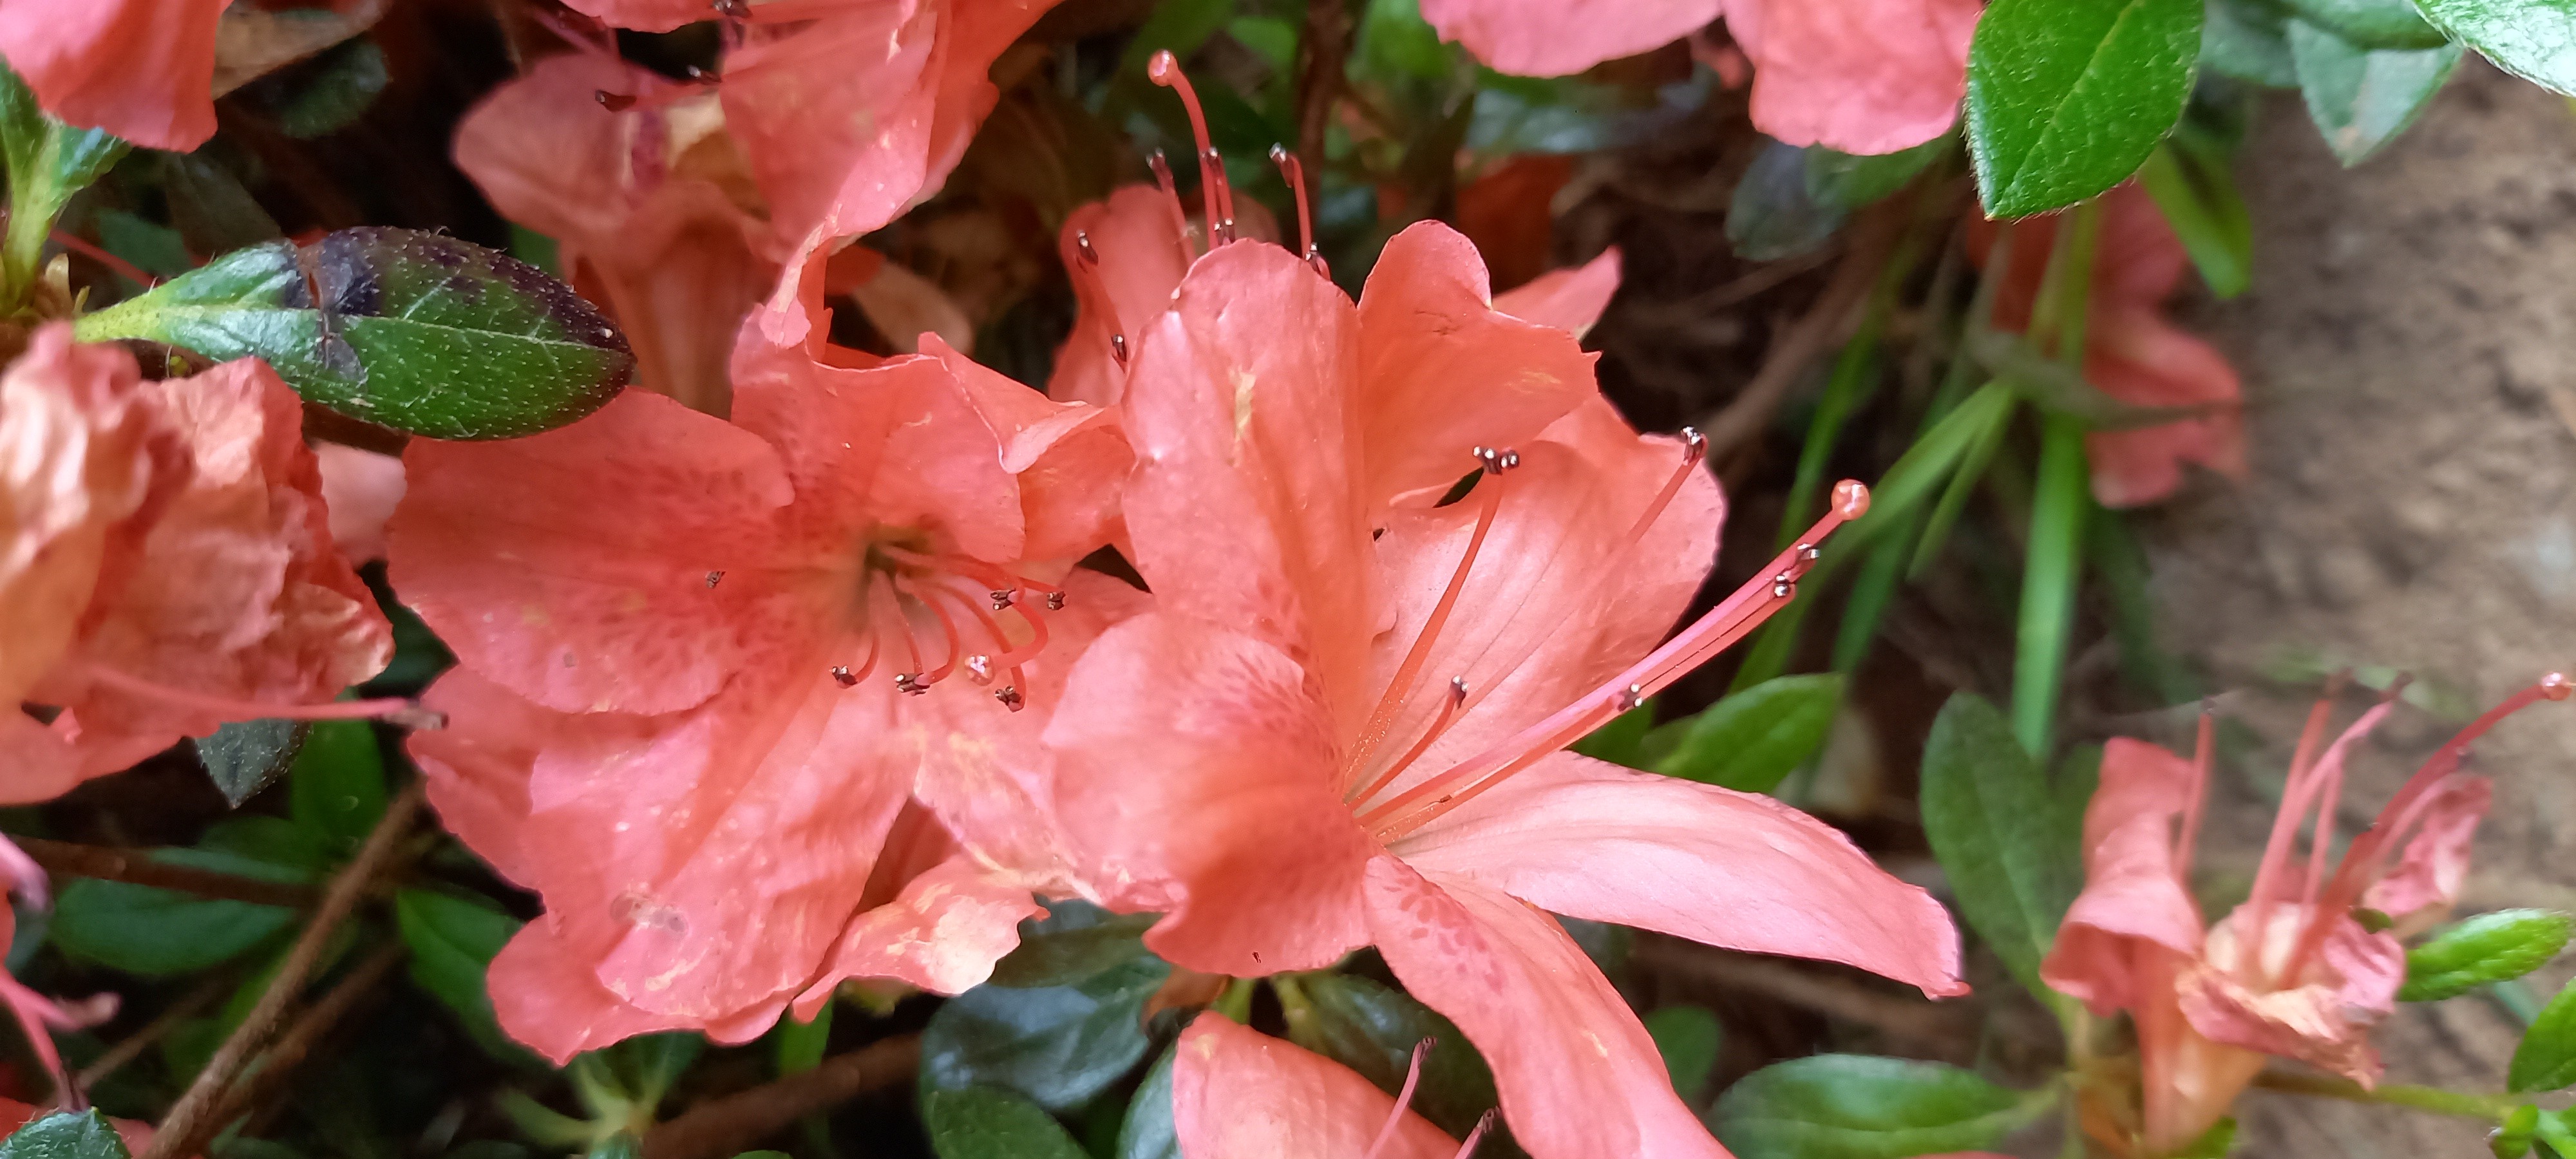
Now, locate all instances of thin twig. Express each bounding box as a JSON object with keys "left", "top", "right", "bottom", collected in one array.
[
  {"left": 1633, "top": 941, "right": 1967, "bottom": 1046},
  {"left": 76, "top": 972, "right": 233, "bottom": 1088},
  {"left": 1694, "top": 207, "right": 1904, "bottom": 464},
  {"left": 639, "top": 1035, "right": 922, "bottom": 1159},
  {"left": 214, "top": 941, "right": 408, "bottom": 1134},
  {"left": 17, "top": 837, "right": 321, "bottom": 909},
  {"left": 143, "top": 782, "right": 425, "bottom": 1159},
  {"left": 1291, "top": 0, "right": 1350, "bottom": 181}
]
